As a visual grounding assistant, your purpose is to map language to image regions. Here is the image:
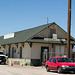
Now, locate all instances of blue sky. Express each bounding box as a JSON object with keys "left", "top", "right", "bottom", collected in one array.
[{"left": 0, "top": 0, "right": 75, "bottom": 38}]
